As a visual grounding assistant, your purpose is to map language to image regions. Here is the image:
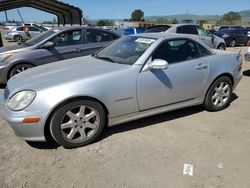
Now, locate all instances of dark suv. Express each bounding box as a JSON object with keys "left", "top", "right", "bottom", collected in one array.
[{"left": 215, "top": 28, "right": 249, "bottom": 47}]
